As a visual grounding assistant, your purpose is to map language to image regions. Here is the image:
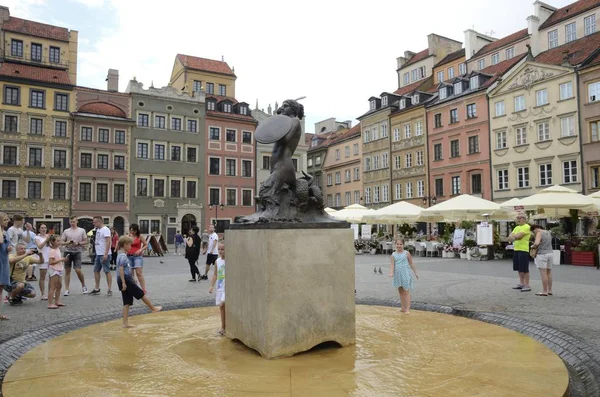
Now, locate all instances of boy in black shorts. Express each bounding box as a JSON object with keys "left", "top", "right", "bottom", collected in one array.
[{"left": 116, "top": 236, "right": 162, "bottom": 328}]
